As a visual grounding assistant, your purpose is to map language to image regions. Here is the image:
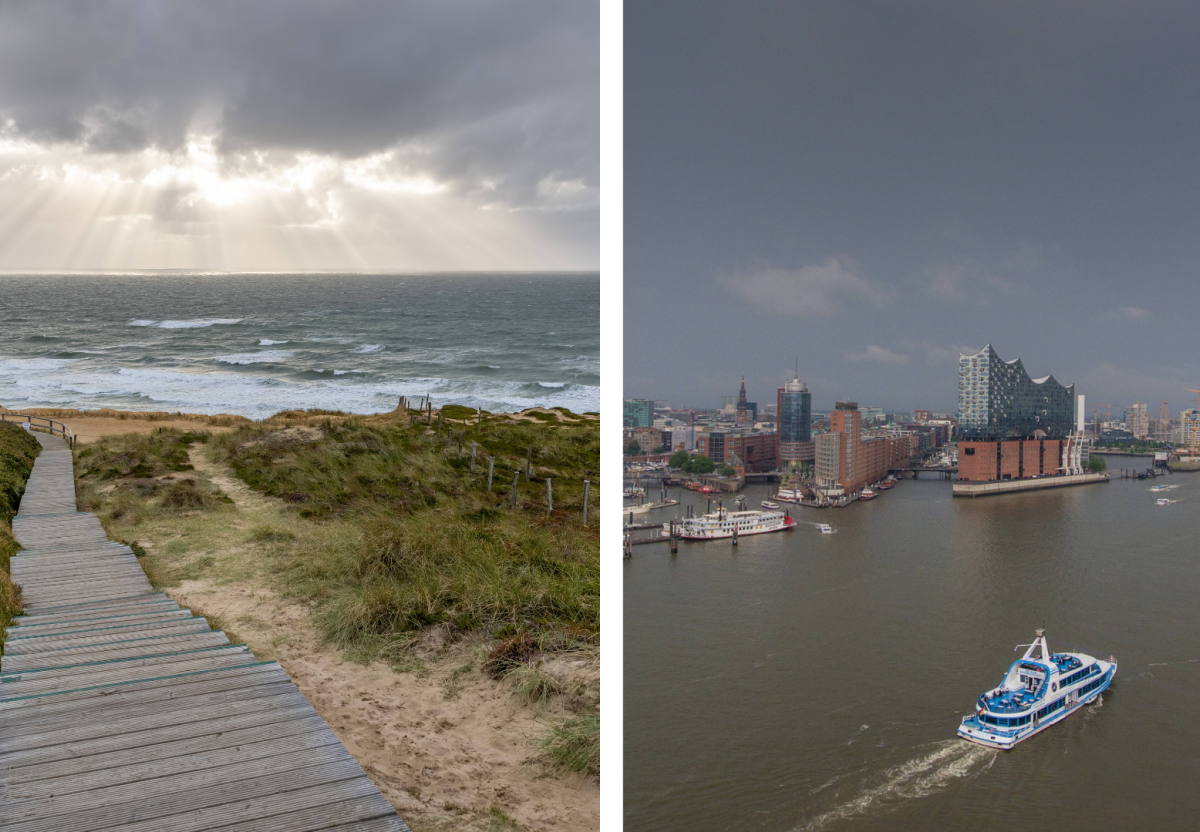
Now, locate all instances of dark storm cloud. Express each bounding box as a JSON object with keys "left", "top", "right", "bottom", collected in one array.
[
  {"left": 0, "top": 0, "right": 597, "bottom": 208},
  {"left": 625, "top": 1, "right": 1200, "bottom": 415}
]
